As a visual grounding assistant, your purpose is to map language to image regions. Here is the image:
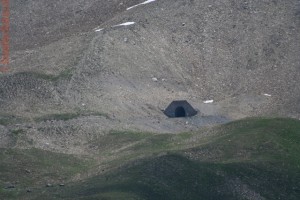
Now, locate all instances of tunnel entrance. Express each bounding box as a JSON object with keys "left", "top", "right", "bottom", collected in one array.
[
  {"left": 175, "top": 106, "right": 186, "bottom": 117},
  {"left": 163, "top": 100, "right": 197, "bottom": 118}
]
